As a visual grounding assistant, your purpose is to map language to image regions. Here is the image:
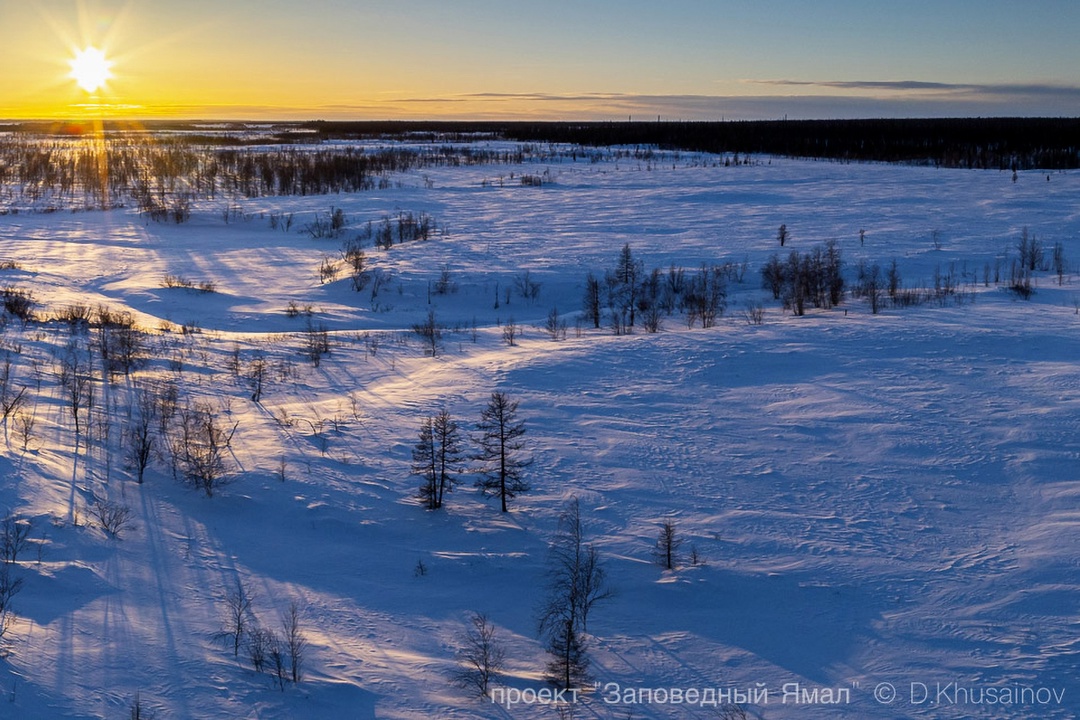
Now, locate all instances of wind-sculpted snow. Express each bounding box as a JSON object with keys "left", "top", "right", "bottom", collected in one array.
[{"left": 0, "top": 144, "right": 1076, "bottom": 718}]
